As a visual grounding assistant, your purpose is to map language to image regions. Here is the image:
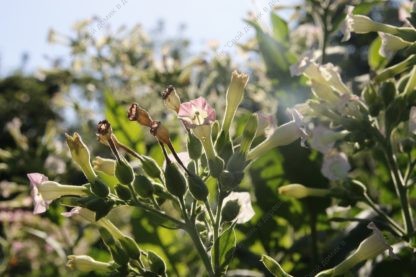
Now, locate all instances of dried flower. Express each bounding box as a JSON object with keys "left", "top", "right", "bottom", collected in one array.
[{"left": 127, "top": 103, "right": 153, "bottom": 127}]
